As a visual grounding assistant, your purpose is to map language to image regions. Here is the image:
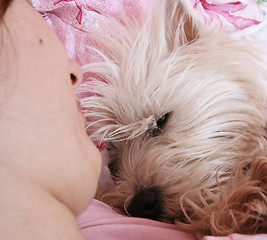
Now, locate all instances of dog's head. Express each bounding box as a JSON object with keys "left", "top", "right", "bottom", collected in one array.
[{"left": 80, "top": 0, "right": 267, "bottom": 231}]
